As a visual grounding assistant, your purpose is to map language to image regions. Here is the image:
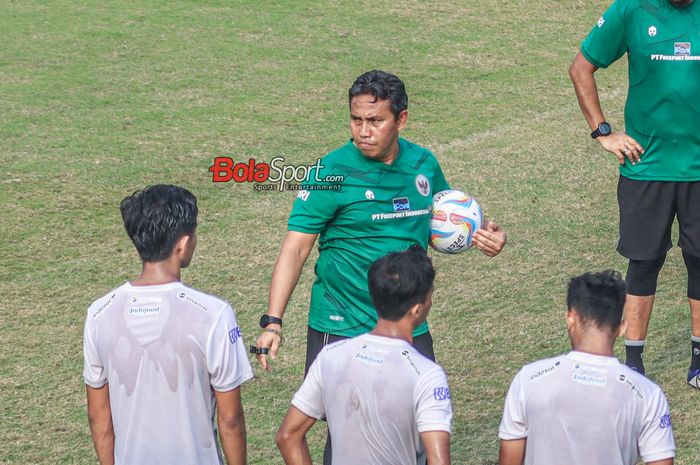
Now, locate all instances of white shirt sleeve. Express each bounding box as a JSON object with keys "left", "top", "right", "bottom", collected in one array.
[
  {"left": 291, "top": 353, "right": 326, "bottom": 420},
  {"left": 83, "top": 310, "right": 106, "bottom": 388},
  {"left": 414, "top": 367, "right": 452, "bottom": 433},
  {"left": 498, "top": 369, "right": 528, "bottom": 440},
  {"left": 206, "top": 304, "right": 254, "bottom": 392},
  {"left": 638, "top": 387, "right": 676, "bottom": 462}
]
